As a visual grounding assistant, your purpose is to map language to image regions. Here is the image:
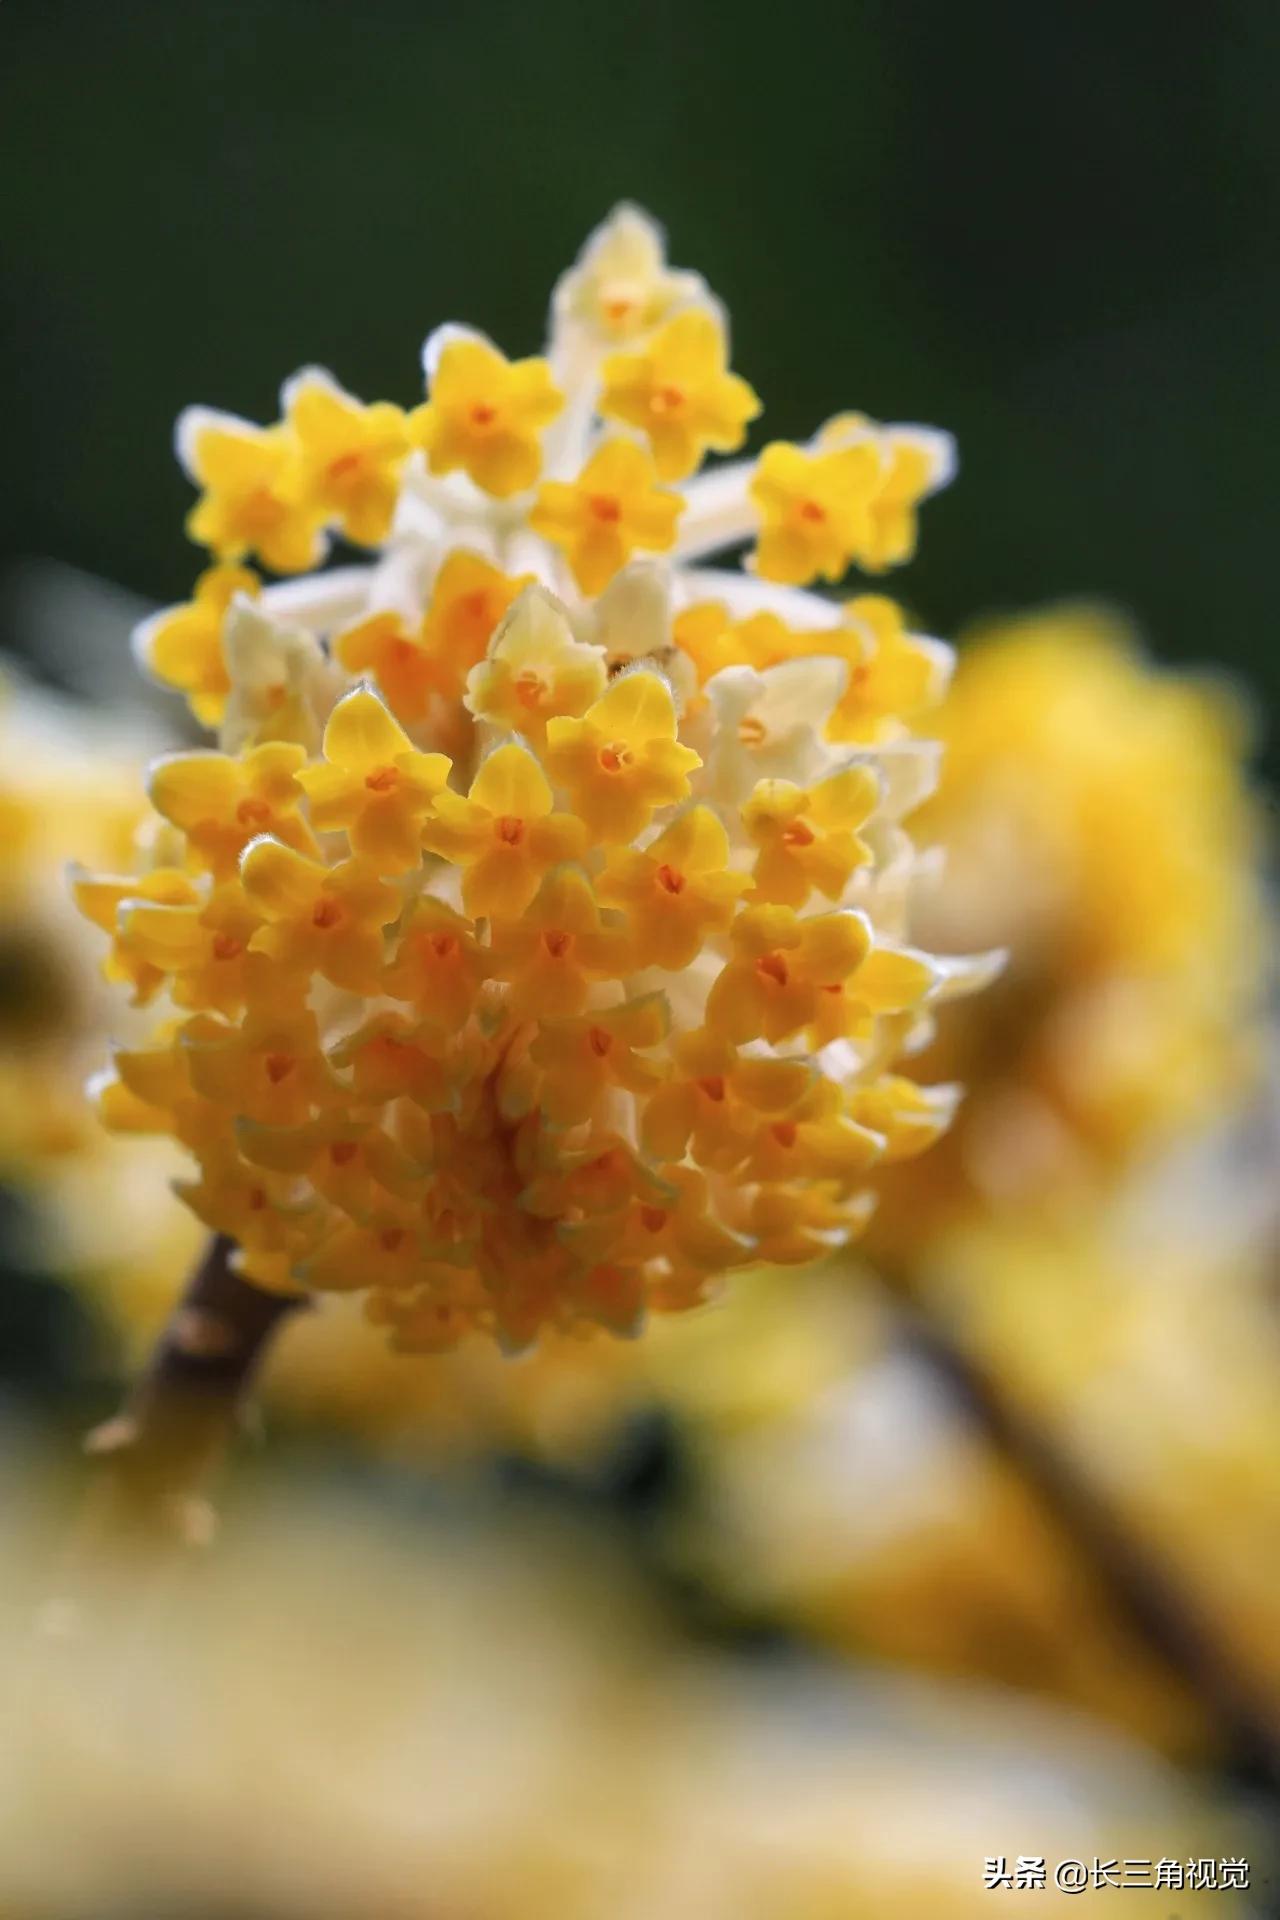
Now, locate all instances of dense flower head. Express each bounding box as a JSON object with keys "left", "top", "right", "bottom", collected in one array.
[{"left": 80, "top": 205, "right": 986, "bottom": 1353}]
